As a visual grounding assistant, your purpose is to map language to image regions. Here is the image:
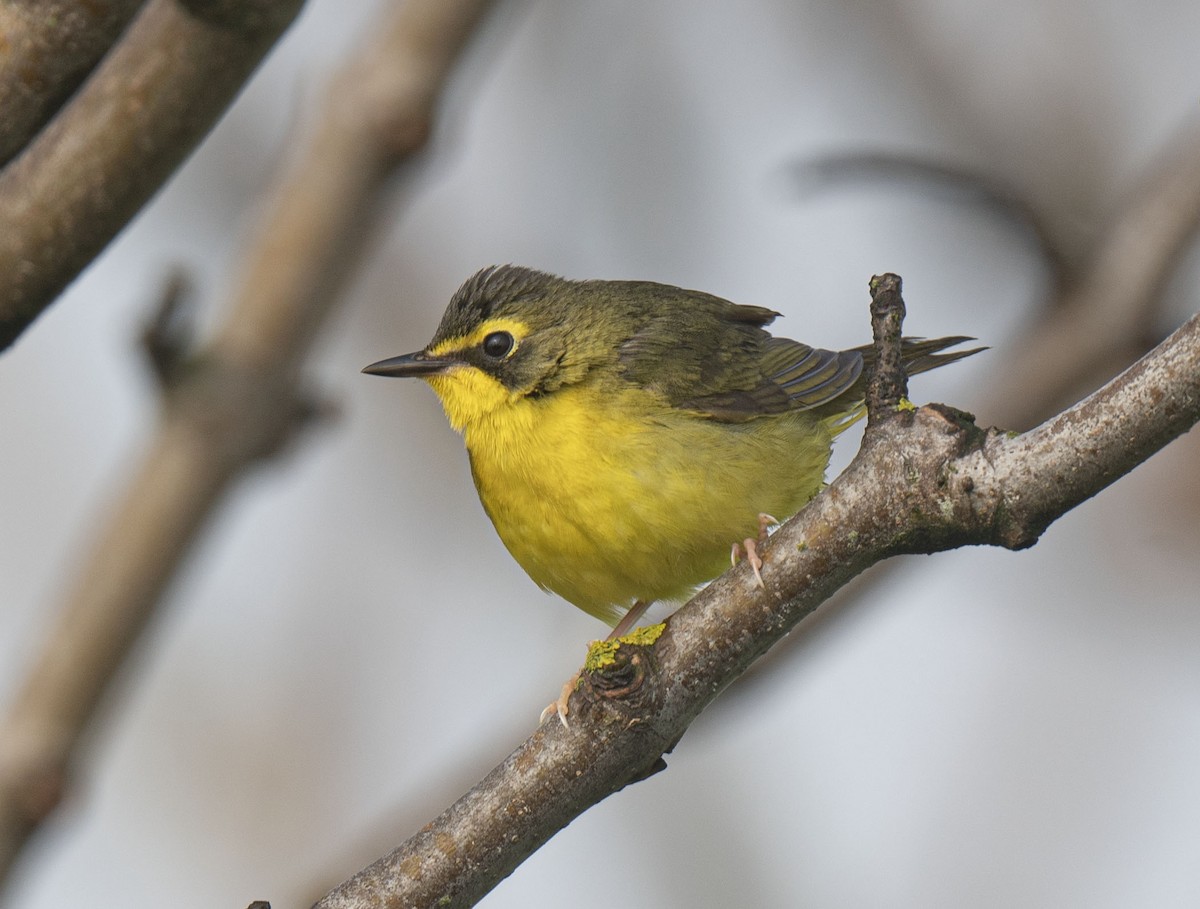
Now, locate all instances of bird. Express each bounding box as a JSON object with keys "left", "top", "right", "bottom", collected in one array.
[{"left": 364, "top": 266, "right": 977, "bottom": 717}]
